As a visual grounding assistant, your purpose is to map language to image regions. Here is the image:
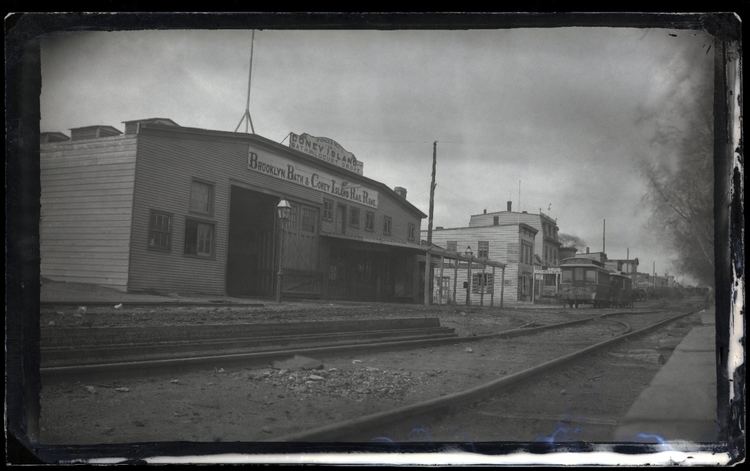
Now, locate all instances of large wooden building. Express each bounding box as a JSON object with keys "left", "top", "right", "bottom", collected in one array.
[{"left": 40, "top": 119, "right": 426, "bottom": 302}]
